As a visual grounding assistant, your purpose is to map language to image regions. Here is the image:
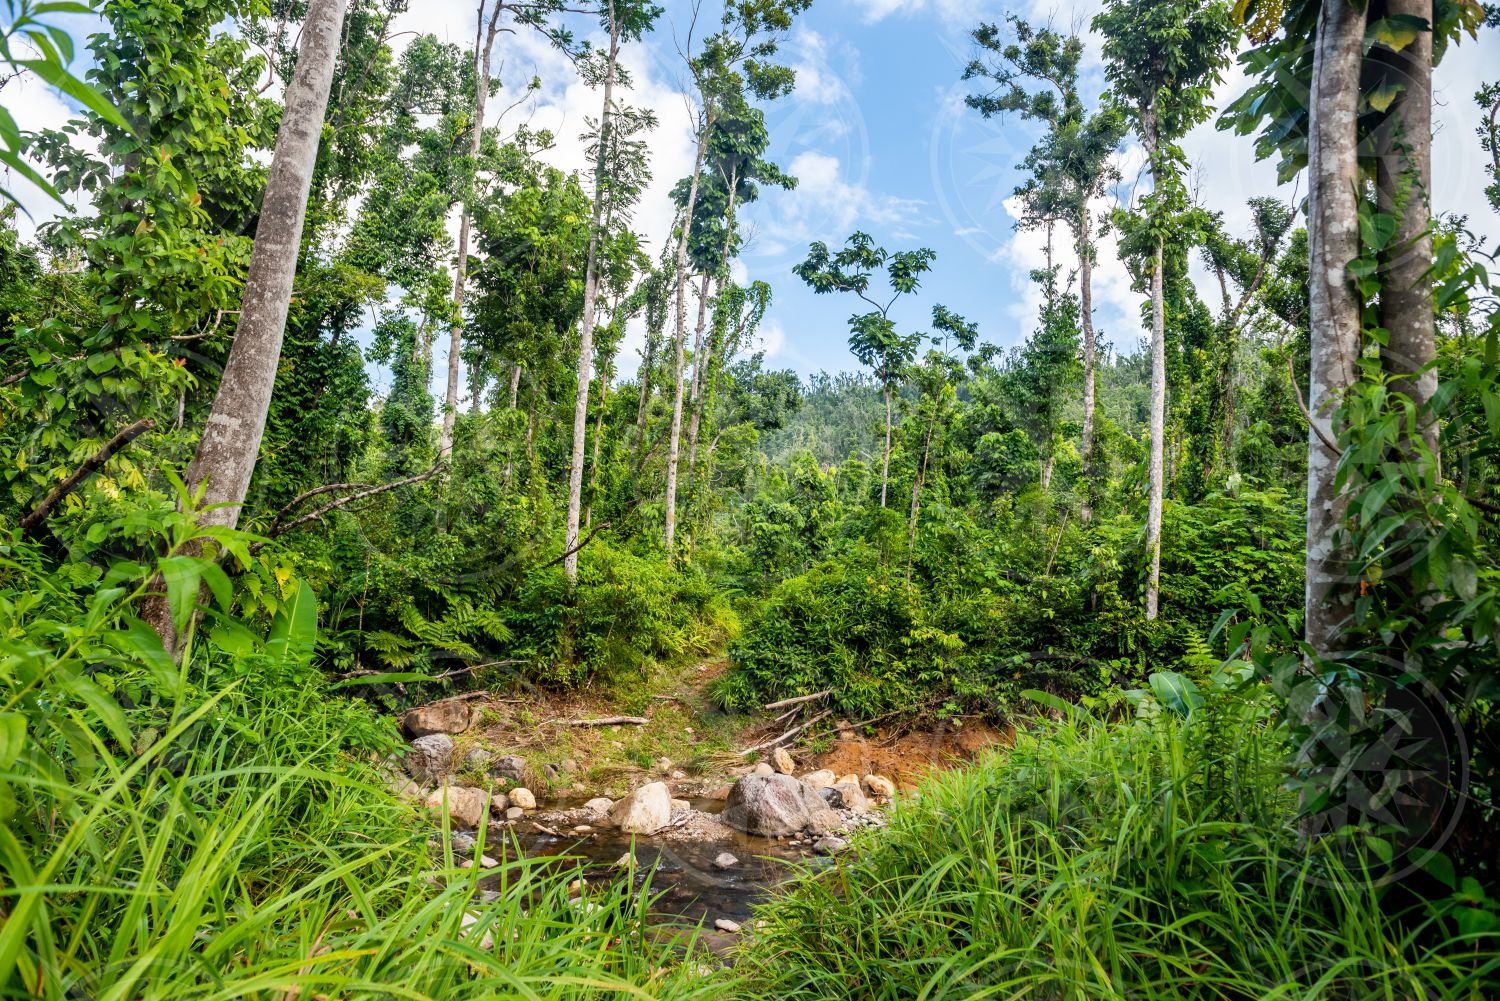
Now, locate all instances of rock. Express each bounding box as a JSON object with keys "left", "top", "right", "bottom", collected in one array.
[
  {"left": 670, "top": 770, "right": 686, "bottom": 780},
  {"left": 459, "top": 911, "right": 494, "bottom": 950},
  {"left": 708, "top": 784, "right": 733, "bottom": 801},
  {"left": 402, "top": 700, "right": 471, "bottom": 738},
  {"left": 391, "top": 778, "right": 423, "bottom": 801},
  {"left": 508, "top": 787, "right": 536, "bottom": 810},
  {"left": 406, "top": 734, "right": 454, "bottom": 784},
  {"left": 752, "top": 762, "right": 775, "bottom": 776},
  {"left": 863, "top": 774, "right": 896, "bottom": 798},
  {"left": 712, "top": 852, "right": 739, "bottom": 870},
  {"left": 461, "top": 748, "right": 492, "bottom": 772},
  {"left": 821, "top": 782, "right": 870, "bottom": 813},
  {"left": 542, "top": 763, "right": 561, "bottom": 781},
  {"left": 670, "top": 798, "right": 691, "bottom": 811},
  {"left": 713, "top": 918, "right": 741, "bottom": 933},
  {"left": 572, "top": 825, "right": 594, "bottom": 834},
  {"left": 561, "top": 758, "right": 580, "bottom": 773},
  {"left": 835, "top": 721, "right": 855, "bottom": 740},
  {"left": 836, "top": 773, "right": 859, "bottom": 788},
  {"left": 608, "top": 781, "right": 672, "bottom": 835},
  {"left": 721, "top": 773, "right": 842, "bottom": 837},
  {"left": 505, "top": 806, "right": 524, "bottom": 820},
  {"left": 460, "top": 854, "right": 499, "bottom": 869},
  {"left": 489, "top": 755, "right": 538, "bottom": 789},
  {"left": 424, "top": 784, "right": 491, "bottom": 829},
  {"left": 614, "top": 853, "right": 634, "bottom": 868},
  {"left": 813, "top": 835, "right": 850, "bottom": 856},
  {"left": 800, "top": 769, "right": 836, "bottom": 790},
  {"left": 583, "top": 797, "right": 614, "bottom": 816},
  {"left": 655, "top": 757, "right": 673, "bottom": 772},
  {"left": 772, "top": 747, "right": 795, "bottom": 775}
]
